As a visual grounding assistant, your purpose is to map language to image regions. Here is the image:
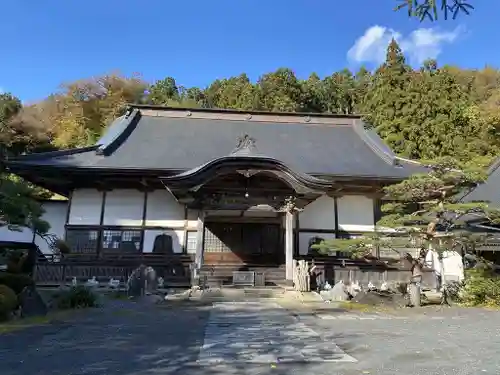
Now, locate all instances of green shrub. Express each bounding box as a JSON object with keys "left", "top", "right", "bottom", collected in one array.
[
  {"left": 0, "top": 285, "right": 18, "bottom": 321},
  {"left": 57, "top": 286, "right": 99, "bottom": 309},
  {"left": 460, "top": 269, "right": 500, "bottom": 307},
  {"left": 0, "top": 272, "right": 34, "bottom": 294}
]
